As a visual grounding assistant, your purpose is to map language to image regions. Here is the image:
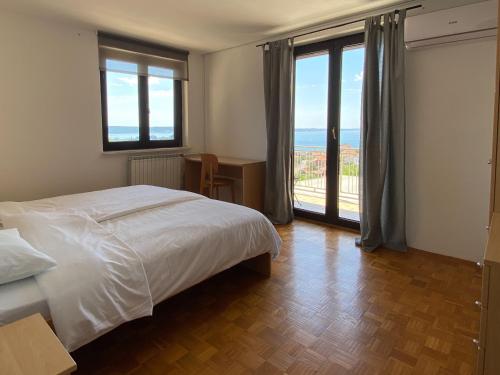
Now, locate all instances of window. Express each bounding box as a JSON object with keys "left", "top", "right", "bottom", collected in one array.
[
  {"left": 293, "top": 33, "right": 364, "bottom": 228},
  {"left": 98, "top": 33, "right": 188, "bottom": 151}
]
